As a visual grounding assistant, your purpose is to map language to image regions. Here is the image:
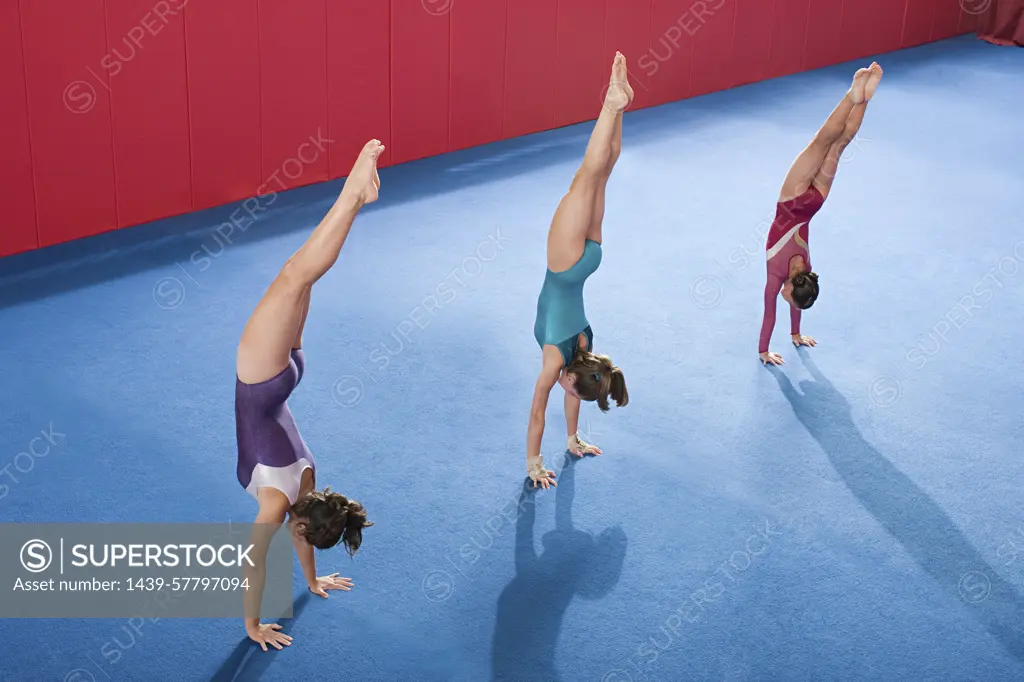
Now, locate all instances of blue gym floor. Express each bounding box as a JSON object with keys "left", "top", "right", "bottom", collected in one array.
[{"left": 2, "top": 35, "right": 1023, "bottom": 682}]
